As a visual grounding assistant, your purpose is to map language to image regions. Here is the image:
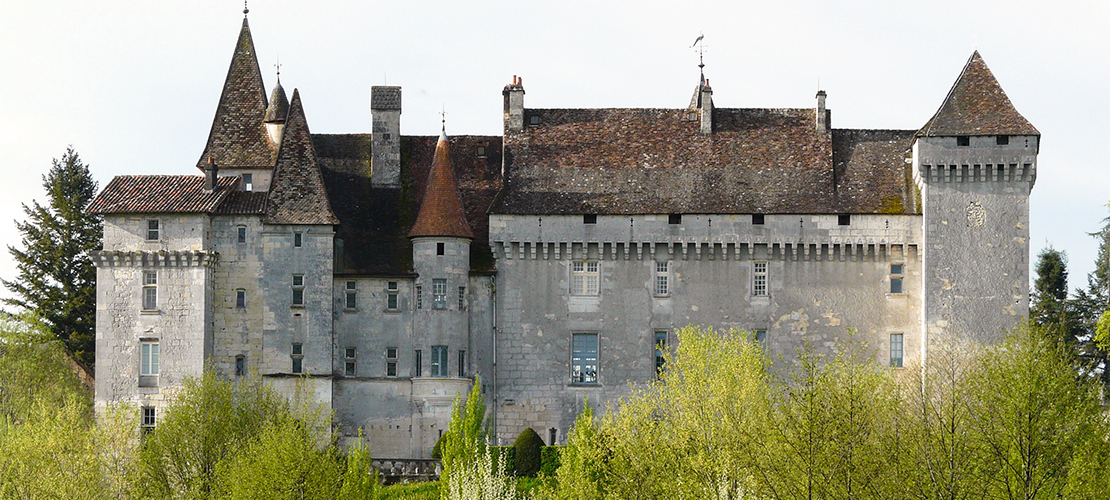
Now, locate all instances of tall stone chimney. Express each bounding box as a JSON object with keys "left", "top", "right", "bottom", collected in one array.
[
  {"left": 204, "top": 157, "right": 218, "bottom": 192},
  {"left": 503, "top": 76, "right": 525, "bottom": 133},
  {"left": 371, "top": 86, "right": 402, "bottom": 188},
  {"left": 816, "top": 90, "right": 829, "bottom": 132}
]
